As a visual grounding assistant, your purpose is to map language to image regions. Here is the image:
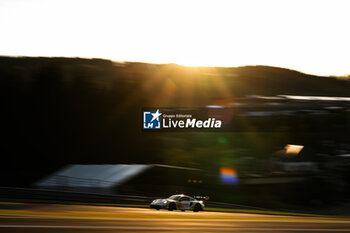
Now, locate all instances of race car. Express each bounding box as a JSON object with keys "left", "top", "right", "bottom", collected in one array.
[{"left": 150, "top": 194, "right": 207, "bottom": 212}]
